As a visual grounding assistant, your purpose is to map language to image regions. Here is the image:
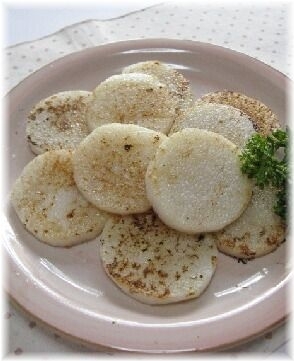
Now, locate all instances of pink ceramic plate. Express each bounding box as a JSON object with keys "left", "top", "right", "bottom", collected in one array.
[{"left": 3, "top": 39, "right": 290, "bottom": 352}]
